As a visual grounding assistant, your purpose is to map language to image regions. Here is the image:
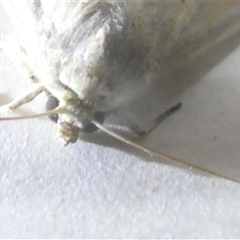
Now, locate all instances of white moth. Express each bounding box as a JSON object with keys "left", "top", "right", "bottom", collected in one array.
[{"left": 1, "top": 1, "right": 240, "bottom": 182}]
